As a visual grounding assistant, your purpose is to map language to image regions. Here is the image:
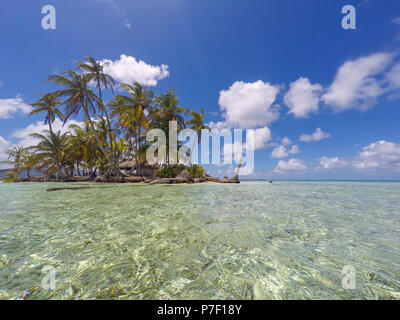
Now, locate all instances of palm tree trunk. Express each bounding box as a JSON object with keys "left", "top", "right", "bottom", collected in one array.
[
  {"left": 97, "top": 80, "right": 119, "bottom": 176},
  {"left": 83, "top": 105, "right": 114, "bottom": 176},
  {"left": 48, "top": 119, "right": 53, "bottom": 135},
  {"left": 105, "top": 111, "right": 120, "bottom": 175},
  {"left": 137, "top": 116, "right": 141, "bottom": 176}
]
